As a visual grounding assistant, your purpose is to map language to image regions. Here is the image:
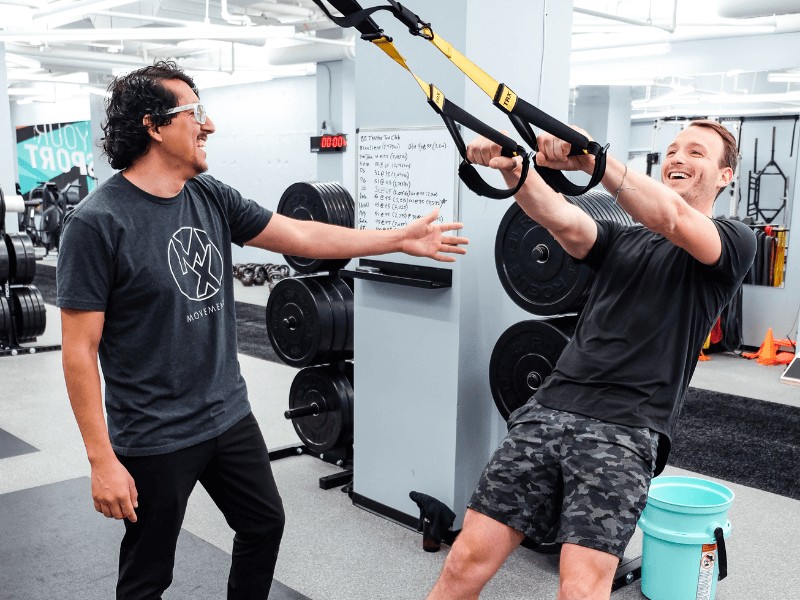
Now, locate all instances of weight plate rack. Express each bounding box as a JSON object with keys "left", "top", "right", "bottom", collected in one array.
[{"left": 1, "top": 189, "right": 57, "bottom": 356}]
